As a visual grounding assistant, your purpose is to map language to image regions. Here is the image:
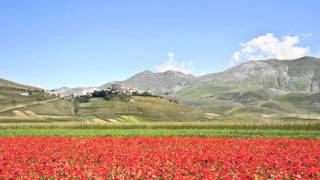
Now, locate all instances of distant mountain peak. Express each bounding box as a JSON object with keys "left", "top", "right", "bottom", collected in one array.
[
  {"left": 138, "top": 69, "right": 193, "bottom": 76},
  {"left": 139, "top": 70, "right": 154, "bottom": 74},
  {"left": 100, "top": 69, "right": 196, "bottom": 95},
  {"left": 160, "top": 70, "right": 194, "bottom": 76}
]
